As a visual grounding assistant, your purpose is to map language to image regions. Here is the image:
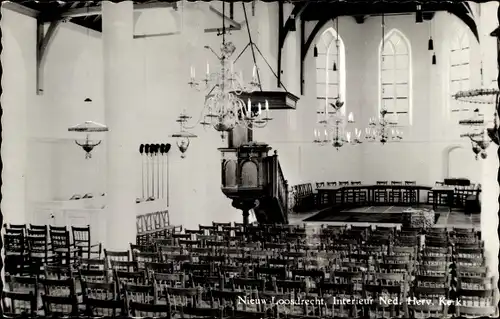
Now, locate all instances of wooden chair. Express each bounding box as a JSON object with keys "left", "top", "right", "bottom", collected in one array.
[
  {"left": 81, "top": 280, "right": 116, "bottom": 301},
  {"left": 79, "top": 258, "right": 106, "bottom": 271},
  {"left": 409, "top": 287, "right": 448, "bottom": 318},
  {"left": 374, "top": 182, "right": 388, "bottom": 203},
  {"left": 129, "top": 301, "right": 171, "bottom": 317},
  {"left": 44, "top": 265, "right": 72, "bottom": 280},
  {"left": 132, "top": 251, "right": 160, "bottom": 270},
  {"left": 109, "top": 259, "right": 138, "bottom": 272},
  {"left": 49, "top": 230, "right": 80, "bottom": 266},
  {"left": 1, "top": 291, "right": 37, "bottom": 316},
  {"left": 4, "top": 233, "right": 27, "bottom": 275},
  {"left": 124, "top": 283, "right": 156, "bottom": 306},
  {"left": 84, "top": 297, "right": 126, "bottom": 316},
  {"left": 26, "top": 230, "right": 53, "bottom": 272},
  {"left": 114, "top": 269, "right": 147, "bottom": 288},
  {"left": 79, "top": 269, "right": 108, "bottom": 283},
  {"left": 389, "top": 181, "right": 403, "bottom": 203},
  {"left": 72, "top": 225, "right": 102, "bottom": 259},
  {"left": 5, "top": 275, "right": 38, "bottom": 296},
  {"left": 319, "top": 282, "right": 357, "bottom": 318},
  {"left": 40, "top": 278, "right": 77, "bottom": 298},
  {"left": 41, "top": 294, "right": 79, "bottom": 316},
  {"left": 402, "top": 181, "right": 418, "bottom": 204},
  {"left": 104, "top": 249, "right": 130, "bottom": 268}
]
